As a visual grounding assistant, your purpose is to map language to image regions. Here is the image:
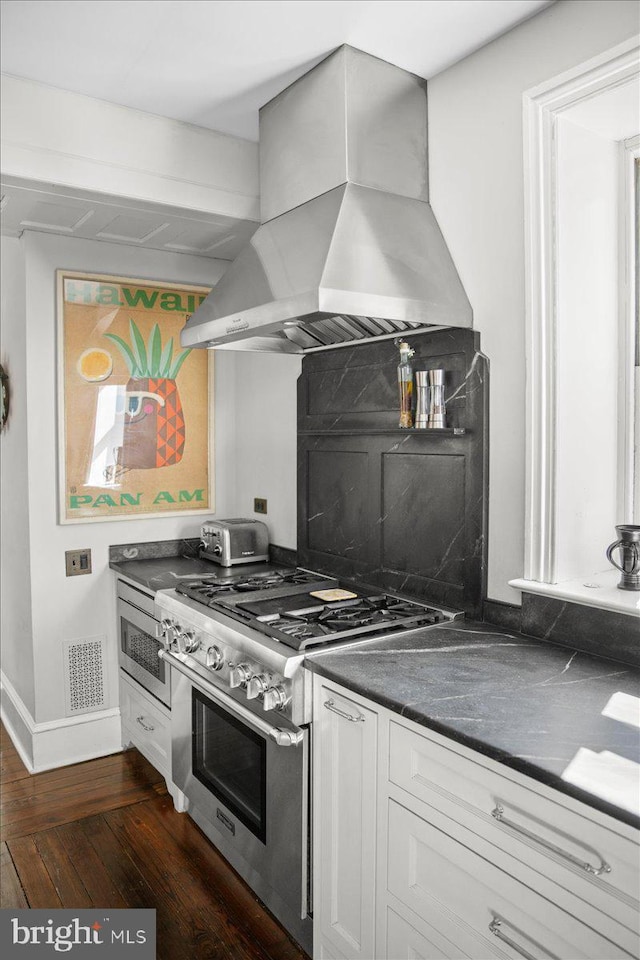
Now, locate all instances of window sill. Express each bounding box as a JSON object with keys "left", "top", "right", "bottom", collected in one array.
[{"left": 509, "top": 571, "right": 640, "bottom": 618}]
